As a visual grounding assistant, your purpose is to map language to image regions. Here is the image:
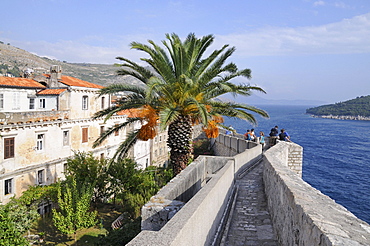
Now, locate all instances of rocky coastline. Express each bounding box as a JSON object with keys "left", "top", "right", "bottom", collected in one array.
[{"left": 309, "top": 114, "right": 370, "bottom": 121}]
